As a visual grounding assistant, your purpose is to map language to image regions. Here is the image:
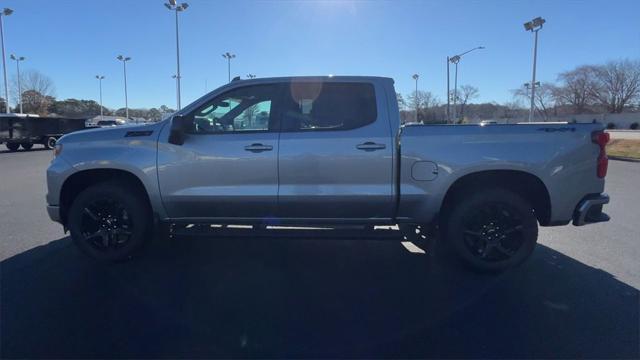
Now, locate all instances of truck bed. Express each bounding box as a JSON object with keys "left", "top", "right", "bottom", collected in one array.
[{"left": 398, "top": 122, "right": 605, "bottom": 225}]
